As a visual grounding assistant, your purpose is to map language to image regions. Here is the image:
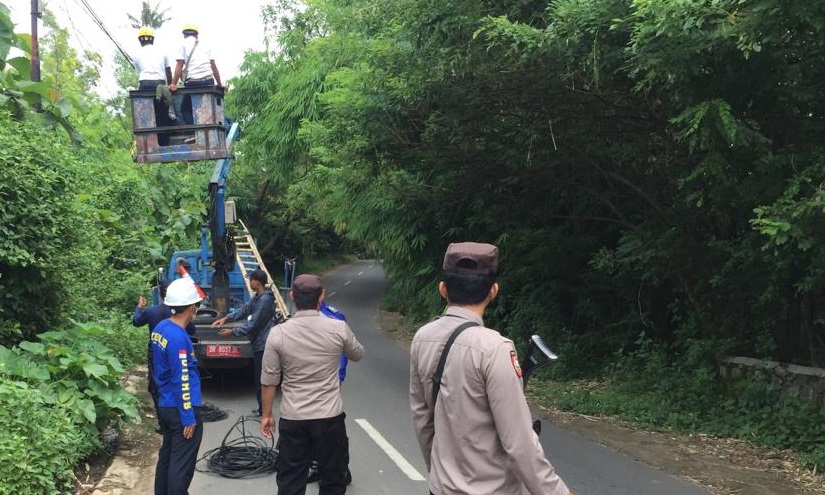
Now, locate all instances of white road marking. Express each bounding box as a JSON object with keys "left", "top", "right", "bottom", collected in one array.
[
  {"left": 358, "top": 271, "right": 364, "bottom": 276},
  {"left": 328, "top": 291, "right": 336, "bottom": 297},
  {"left": 345, "top": 280, "right": 352, "bottom": 286},
  {"left": 355, "top": 418, "right": 426, "bottom": 481}
]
